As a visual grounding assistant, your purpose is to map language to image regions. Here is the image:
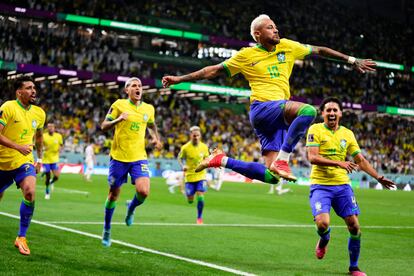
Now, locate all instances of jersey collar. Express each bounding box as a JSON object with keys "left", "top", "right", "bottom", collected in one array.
[
  {"left": 323, "top": 123, "right": 341, "bottom": 133},
  {"left": 256, "top": 44, "right": 276, "bottom": 53},
  {"left": 128, "top": 99, "right": 142, "bottom": 108},
  {"left": 16, "top": 99, "right": 31, "bottom": 111}
]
